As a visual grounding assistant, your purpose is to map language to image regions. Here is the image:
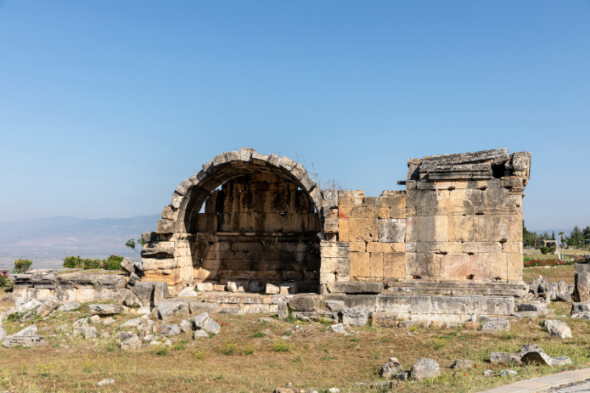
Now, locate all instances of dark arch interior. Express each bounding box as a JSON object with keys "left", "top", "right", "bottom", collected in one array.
[{"left": 180, "top": 165, "right": 322, "bottom": 293}]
